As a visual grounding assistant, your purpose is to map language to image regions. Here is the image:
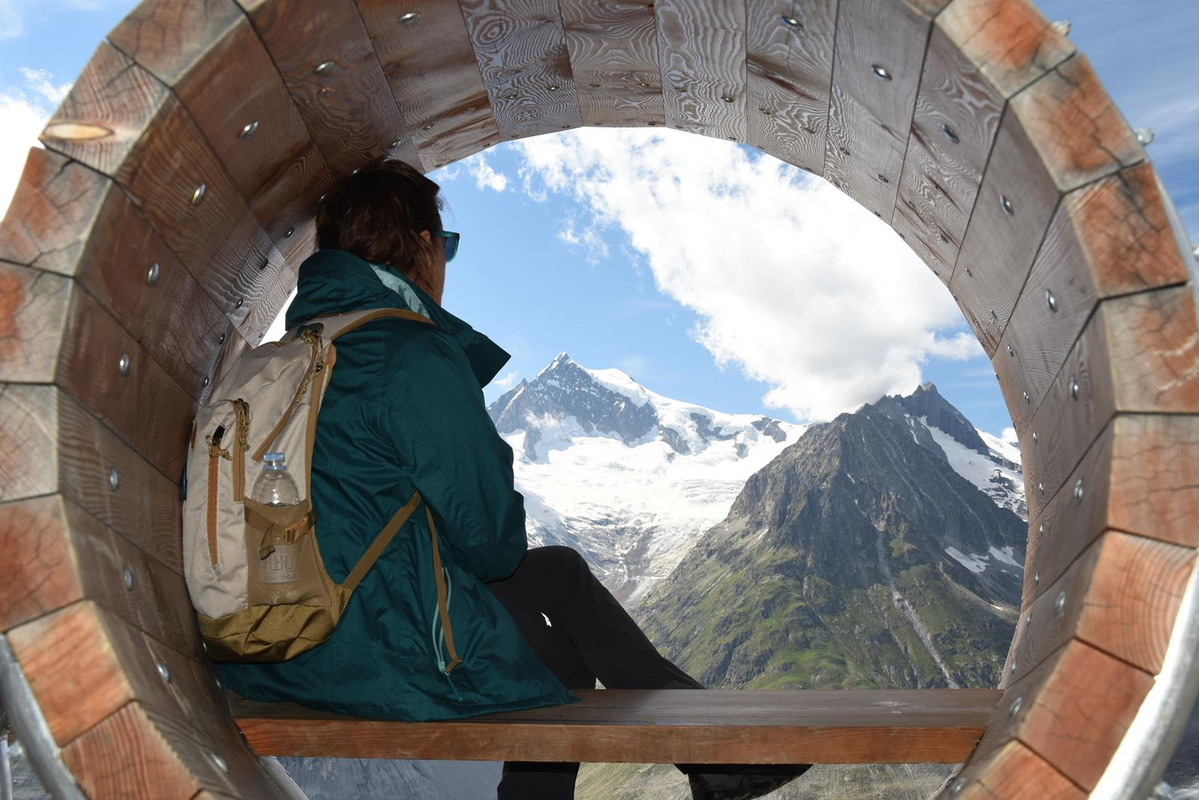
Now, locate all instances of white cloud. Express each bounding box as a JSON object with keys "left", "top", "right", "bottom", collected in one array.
[
  {"left": 558, "top": 216, "right": 610, "bottom": 264},
  {"left": 0, "top": 72, "right": 65, "bottom": 219},
  {"left": 18, "top": 67, "right": 70, "bottom": 104},
  {"left": 461, "top": 152, "right": 508, "bottom": 193},
  {"left": 513, "top": 128, "right": 983, "bottom": 422},
  {"left": 492, "top": 370, "right": 521, "bottom": 391}
]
